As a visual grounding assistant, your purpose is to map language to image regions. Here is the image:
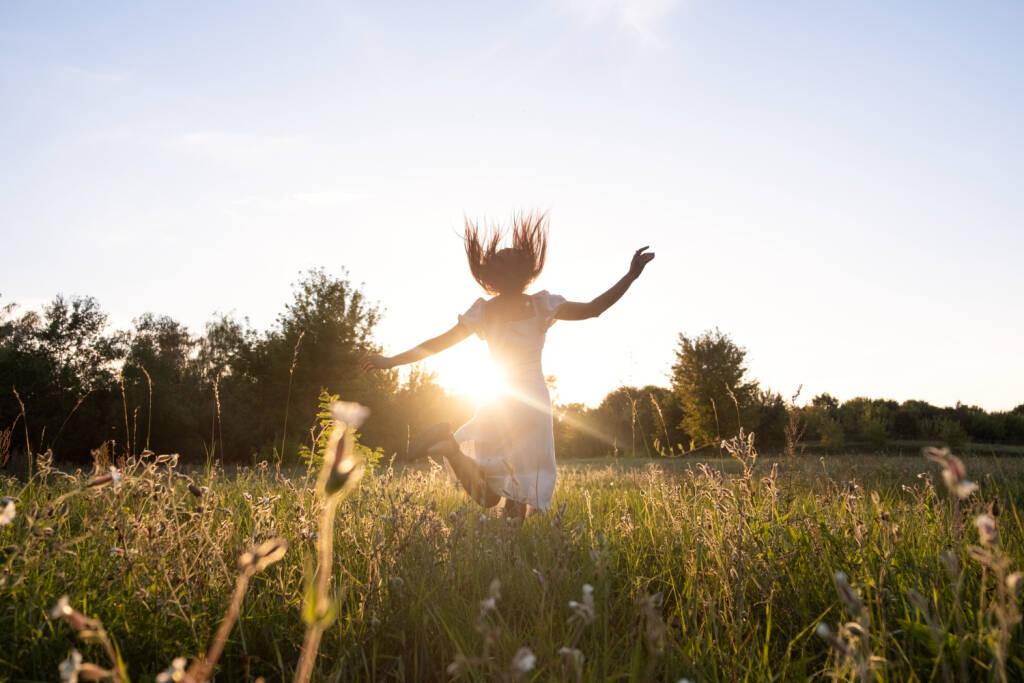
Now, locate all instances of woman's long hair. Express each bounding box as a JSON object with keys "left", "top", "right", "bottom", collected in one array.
[{"left": 464, "top": 212, "right": 548, "bottom": 295}]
